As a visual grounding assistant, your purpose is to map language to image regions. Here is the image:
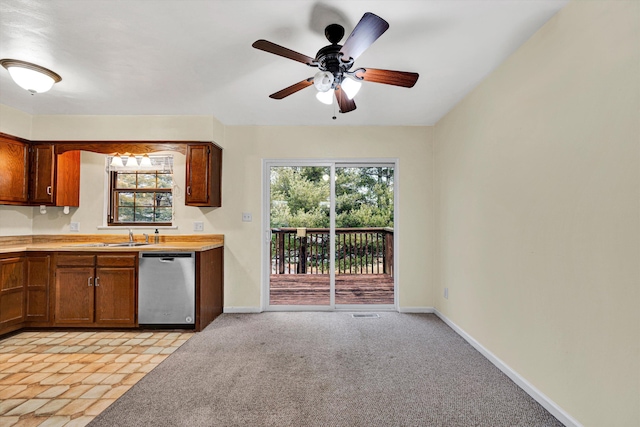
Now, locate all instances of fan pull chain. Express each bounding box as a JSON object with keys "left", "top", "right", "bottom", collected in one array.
[{"left": 332, "top": 98, "right": 337, "bottom": 120}]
